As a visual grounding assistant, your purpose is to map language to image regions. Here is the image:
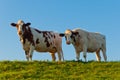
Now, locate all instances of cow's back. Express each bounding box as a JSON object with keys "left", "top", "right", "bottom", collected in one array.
[
  {"left": 72, "top": 28, "right": 106, "bottom": 52},
  {"left": 30, "top": 28, "right": 62, "bottom": 53}
]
